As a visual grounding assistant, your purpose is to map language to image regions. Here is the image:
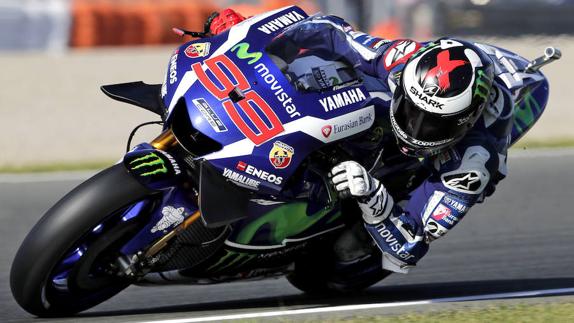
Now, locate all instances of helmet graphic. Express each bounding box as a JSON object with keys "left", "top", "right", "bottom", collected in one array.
[{"left": 390, "top": 38, "right": 494, "bottom": 157}]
